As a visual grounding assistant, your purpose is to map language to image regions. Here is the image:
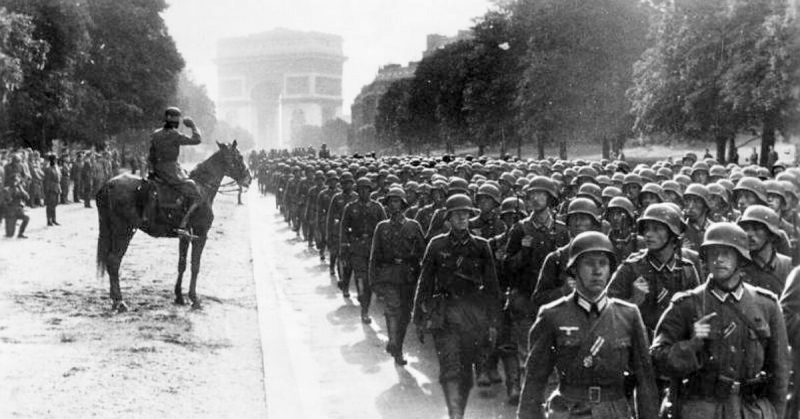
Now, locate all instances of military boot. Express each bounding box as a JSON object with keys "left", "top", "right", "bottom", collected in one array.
[
  {"left": 385, "top": 315, "right": 407, "bottom": 366},
  {"left": 441, "top": 380, "right": 465, "bottom": 419},
  {"left": 502, "top": 355, "right": 521, "bottom": 405}
]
